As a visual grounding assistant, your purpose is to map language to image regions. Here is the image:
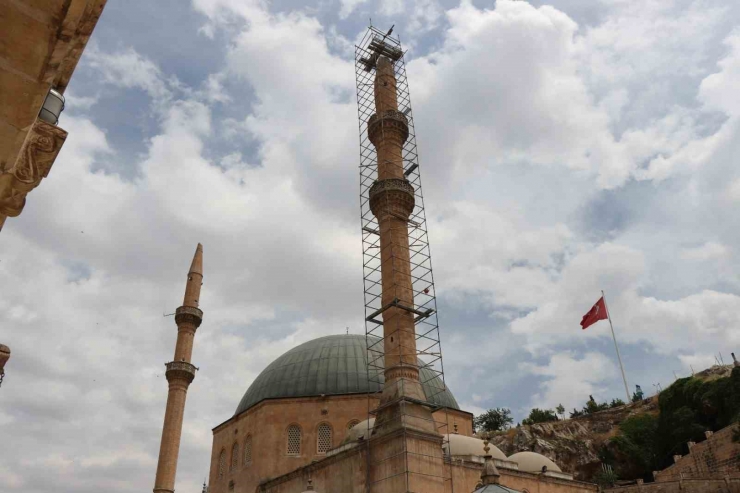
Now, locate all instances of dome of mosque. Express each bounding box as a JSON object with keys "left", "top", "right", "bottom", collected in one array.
[
  {"left": 235, "top": 334, "right": 459, "bottom": 415},
  {"left": 442, "top": 434, "right": 507, "bottom": 460},
  {"left": 507, "top": 452, "right": 562, "bottom": 473}
]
